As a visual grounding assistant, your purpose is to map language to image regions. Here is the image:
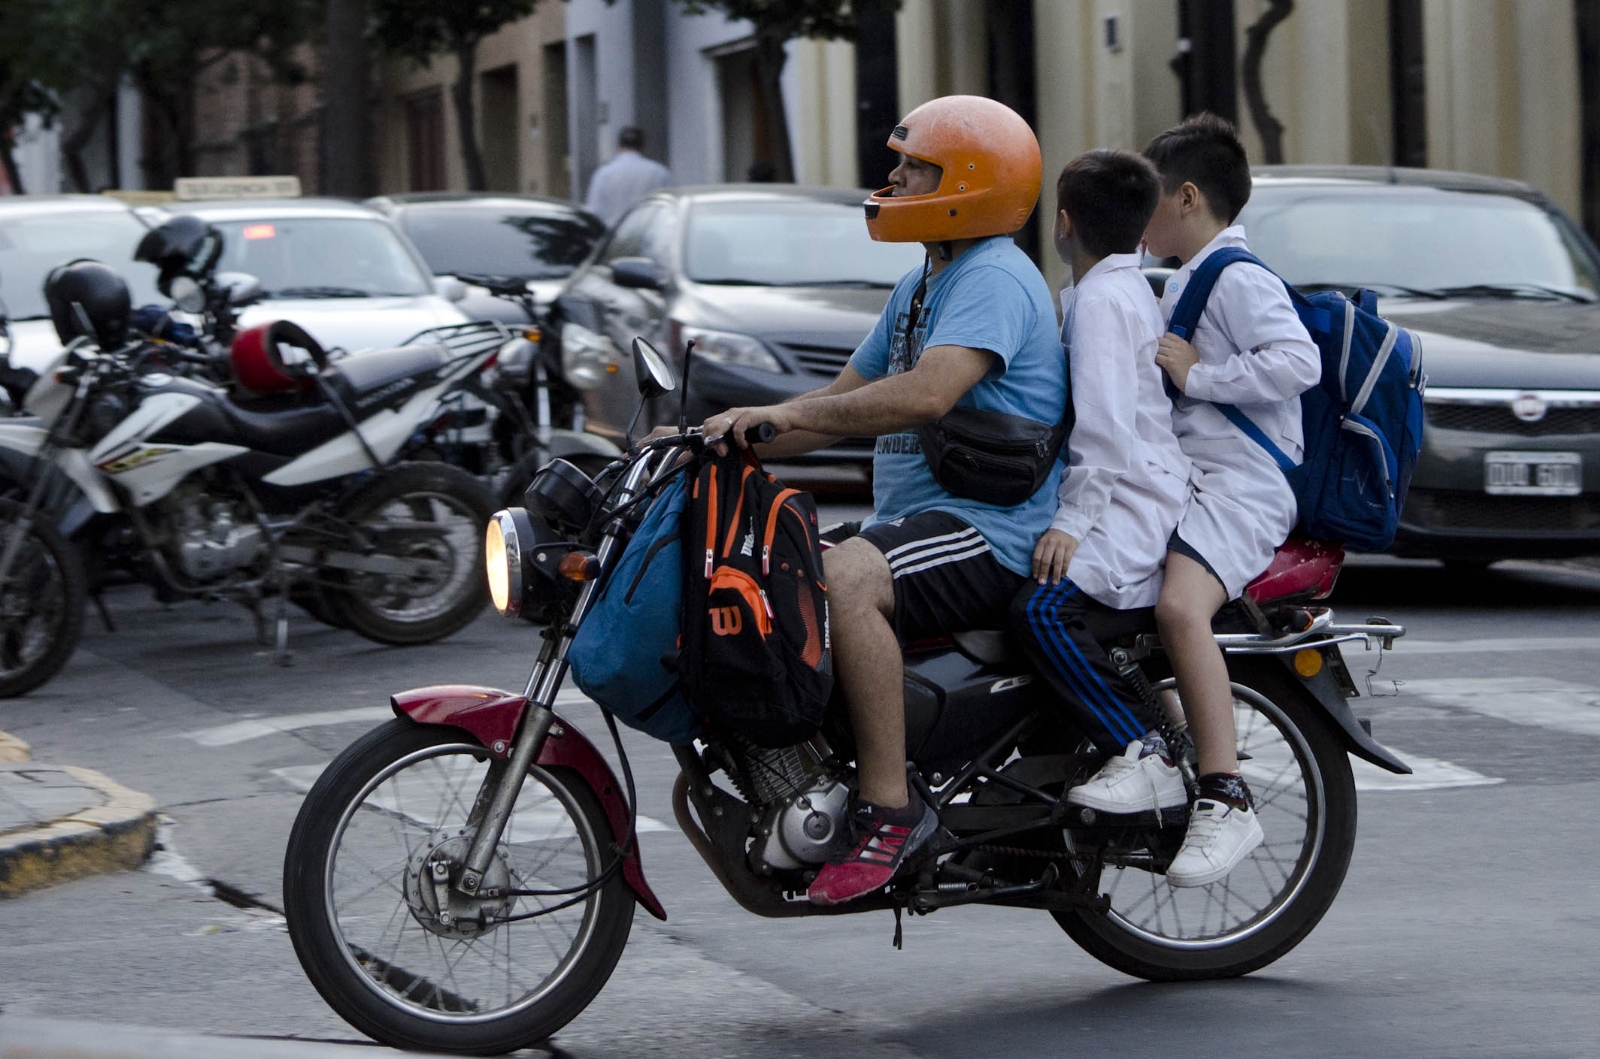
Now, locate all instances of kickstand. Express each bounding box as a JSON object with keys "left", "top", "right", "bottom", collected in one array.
[
  {"left": 90, "top": 593, "right": 115, "bottom": 633},
  {"left": 271, "top": 569, "right": 293, "bottom": 667},
  {"left": 891, "top": 905, "right": 903, "bottom": 950}
]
